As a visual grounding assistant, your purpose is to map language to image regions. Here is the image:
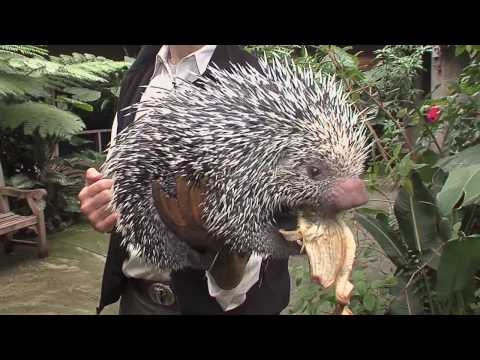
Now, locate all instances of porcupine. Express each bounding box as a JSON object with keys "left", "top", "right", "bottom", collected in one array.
[{"left": 102, "top": 57, "right": 371, "bottom": 271}]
